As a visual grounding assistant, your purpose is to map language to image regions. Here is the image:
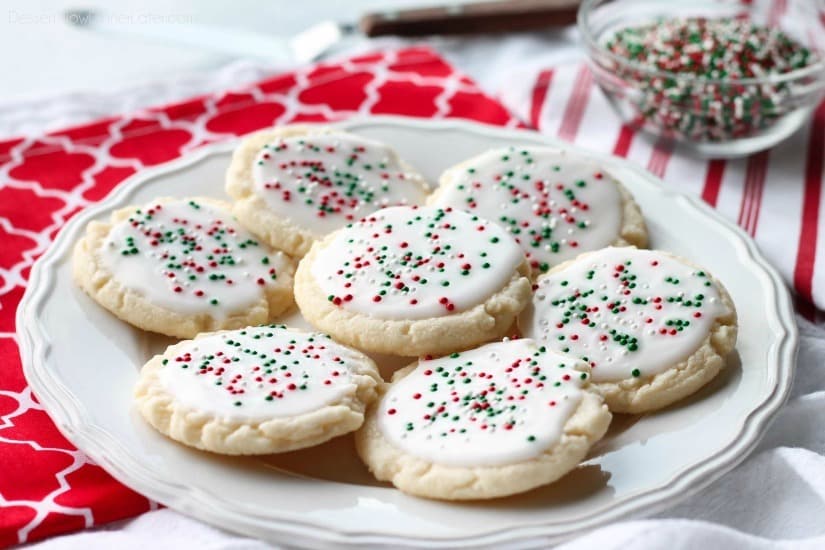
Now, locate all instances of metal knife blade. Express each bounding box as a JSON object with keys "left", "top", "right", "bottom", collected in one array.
[{"left": 65, "top": 10, "right": 350, "bottom": 64}]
